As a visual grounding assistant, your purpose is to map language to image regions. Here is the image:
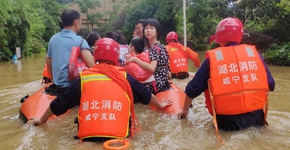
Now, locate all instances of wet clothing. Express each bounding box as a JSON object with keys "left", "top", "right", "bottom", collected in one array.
[
  {"left": 185, "top": 43, "right": 275, "bottom": 131},
  {"left": 50, "top": 74, "right": 152, "bottom": 116},
  {"left": 171, "top": 72, "right": 189, "bottom": 79},
  {"left": 217, "top": 109, "right": 265, "bottom": 130},
  {"left": 143, "top": 43, "right": 170, "bottom": 93},
  {"left": 47, "top": 29, "right": 91, "bottom": 88}
]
